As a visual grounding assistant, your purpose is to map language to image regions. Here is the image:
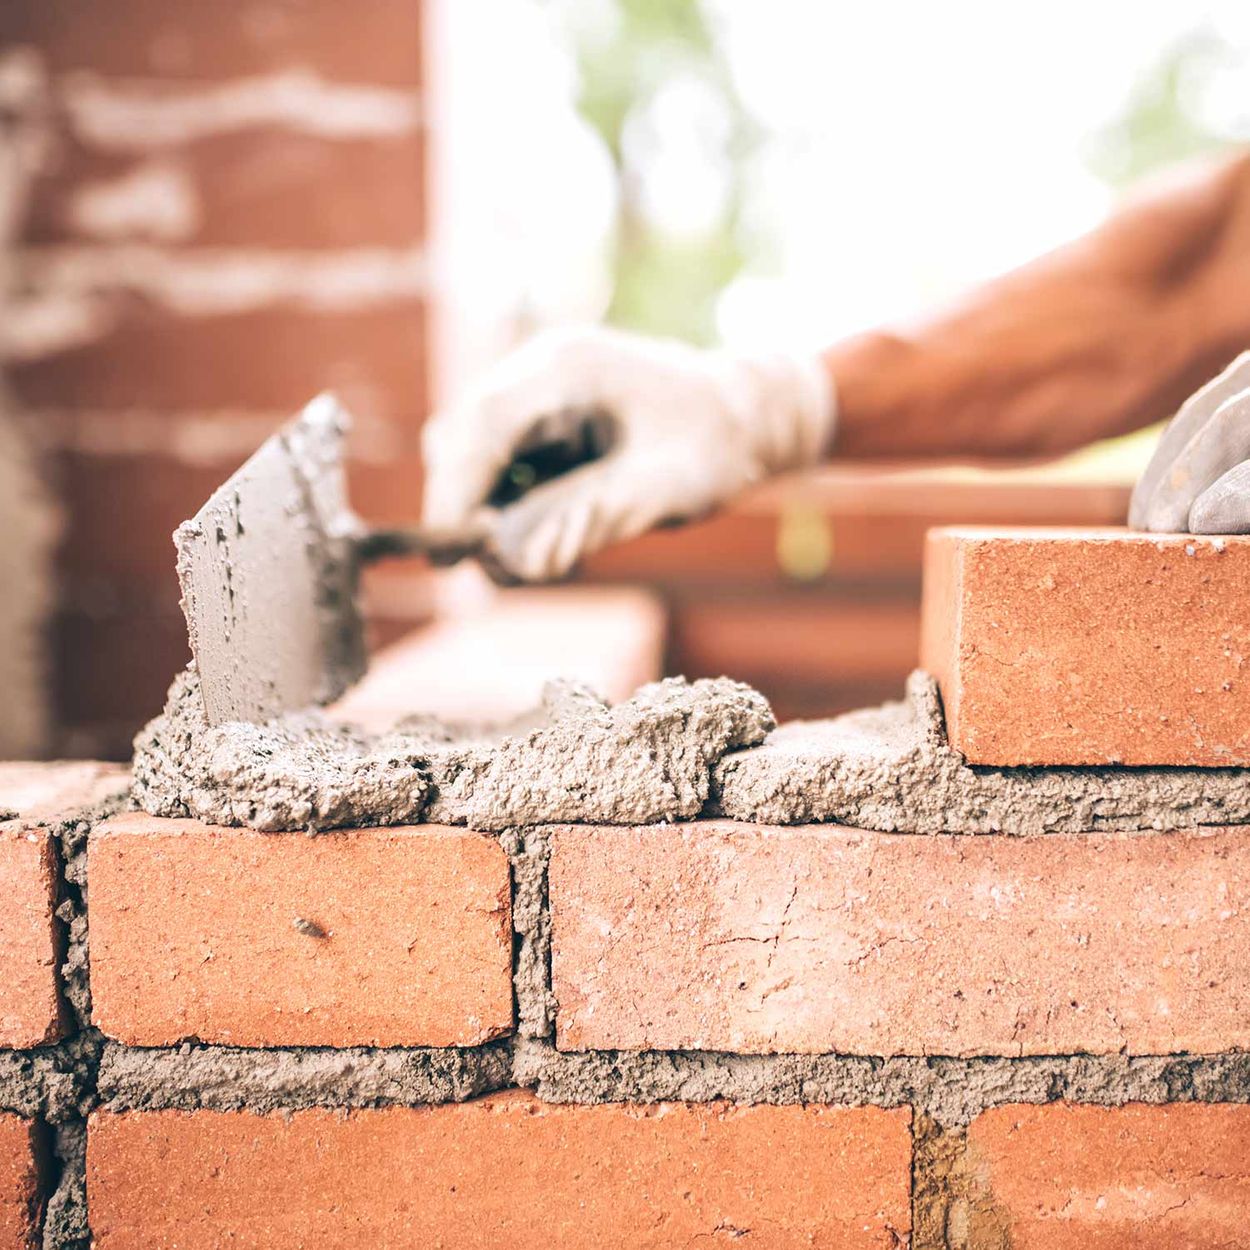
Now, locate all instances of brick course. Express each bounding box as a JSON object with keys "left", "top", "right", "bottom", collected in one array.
[
  {"left": 551, "top": 822, "right": 1250, "bottom": 1056},
  {"left": 87, "top": 1095, "right": 912, "bottom": 1249},
  {"left": 0, "top": 1115, "right": 41, "bottom": 1250},
  {"left": 89, "top": 817, "right": 513, "bottom": 1048},
  {"left": 921, "top": 527, "right": 1250, "bottom": 766},
  {"left": 966, "top": 1103, "right": 1250, "bottom": 1249}
]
